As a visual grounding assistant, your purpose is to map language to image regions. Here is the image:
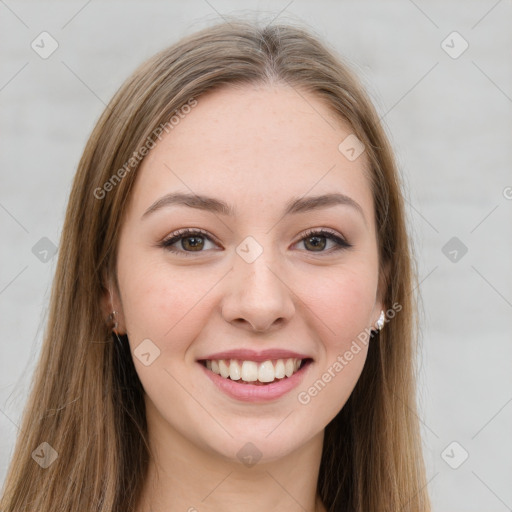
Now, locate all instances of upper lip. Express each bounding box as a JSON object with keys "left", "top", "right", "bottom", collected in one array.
[{"left": 198, "top": 349, "right": 313, "bottom": 363}]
